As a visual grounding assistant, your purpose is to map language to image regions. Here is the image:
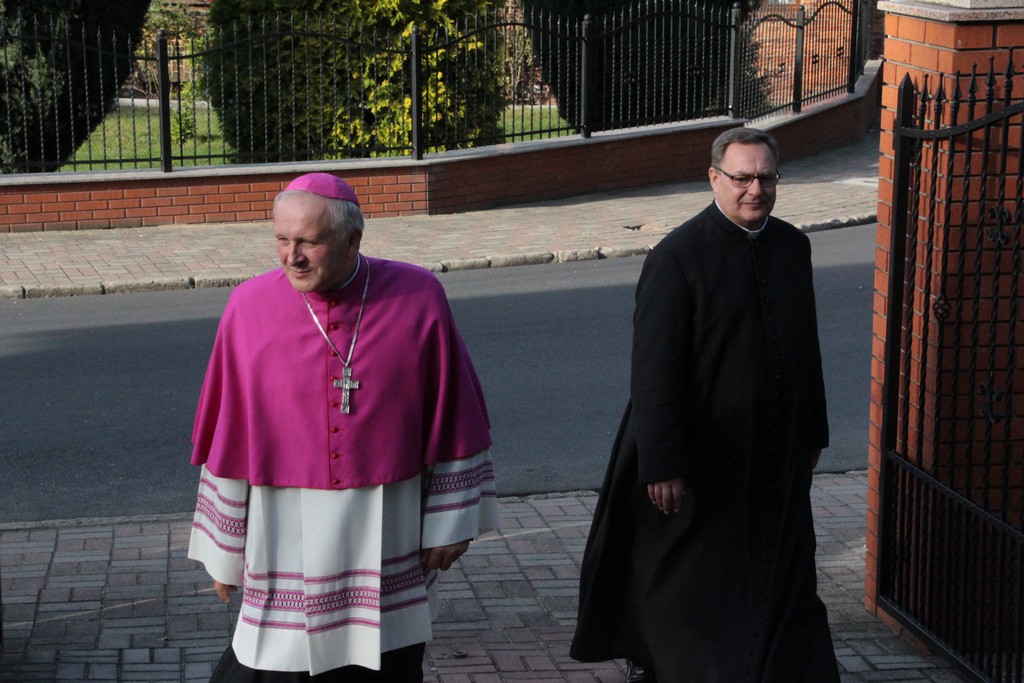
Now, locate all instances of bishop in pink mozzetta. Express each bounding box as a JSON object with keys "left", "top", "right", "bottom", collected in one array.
[{"left": 187, "top": 172, "right": 498, "bottom": 682}]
